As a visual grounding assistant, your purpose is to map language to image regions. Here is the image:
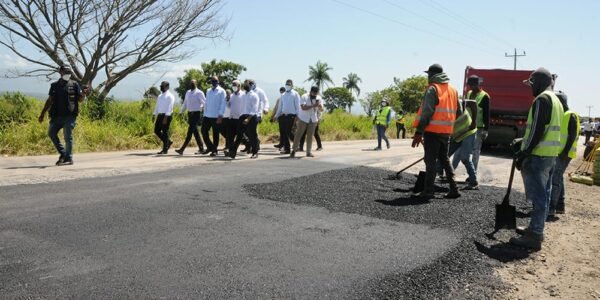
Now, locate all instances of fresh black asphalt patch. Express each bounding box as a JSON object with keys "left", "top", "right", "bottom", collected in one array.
[{"left": 245, "top": 166, "right": 534, "bottom": 299}]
